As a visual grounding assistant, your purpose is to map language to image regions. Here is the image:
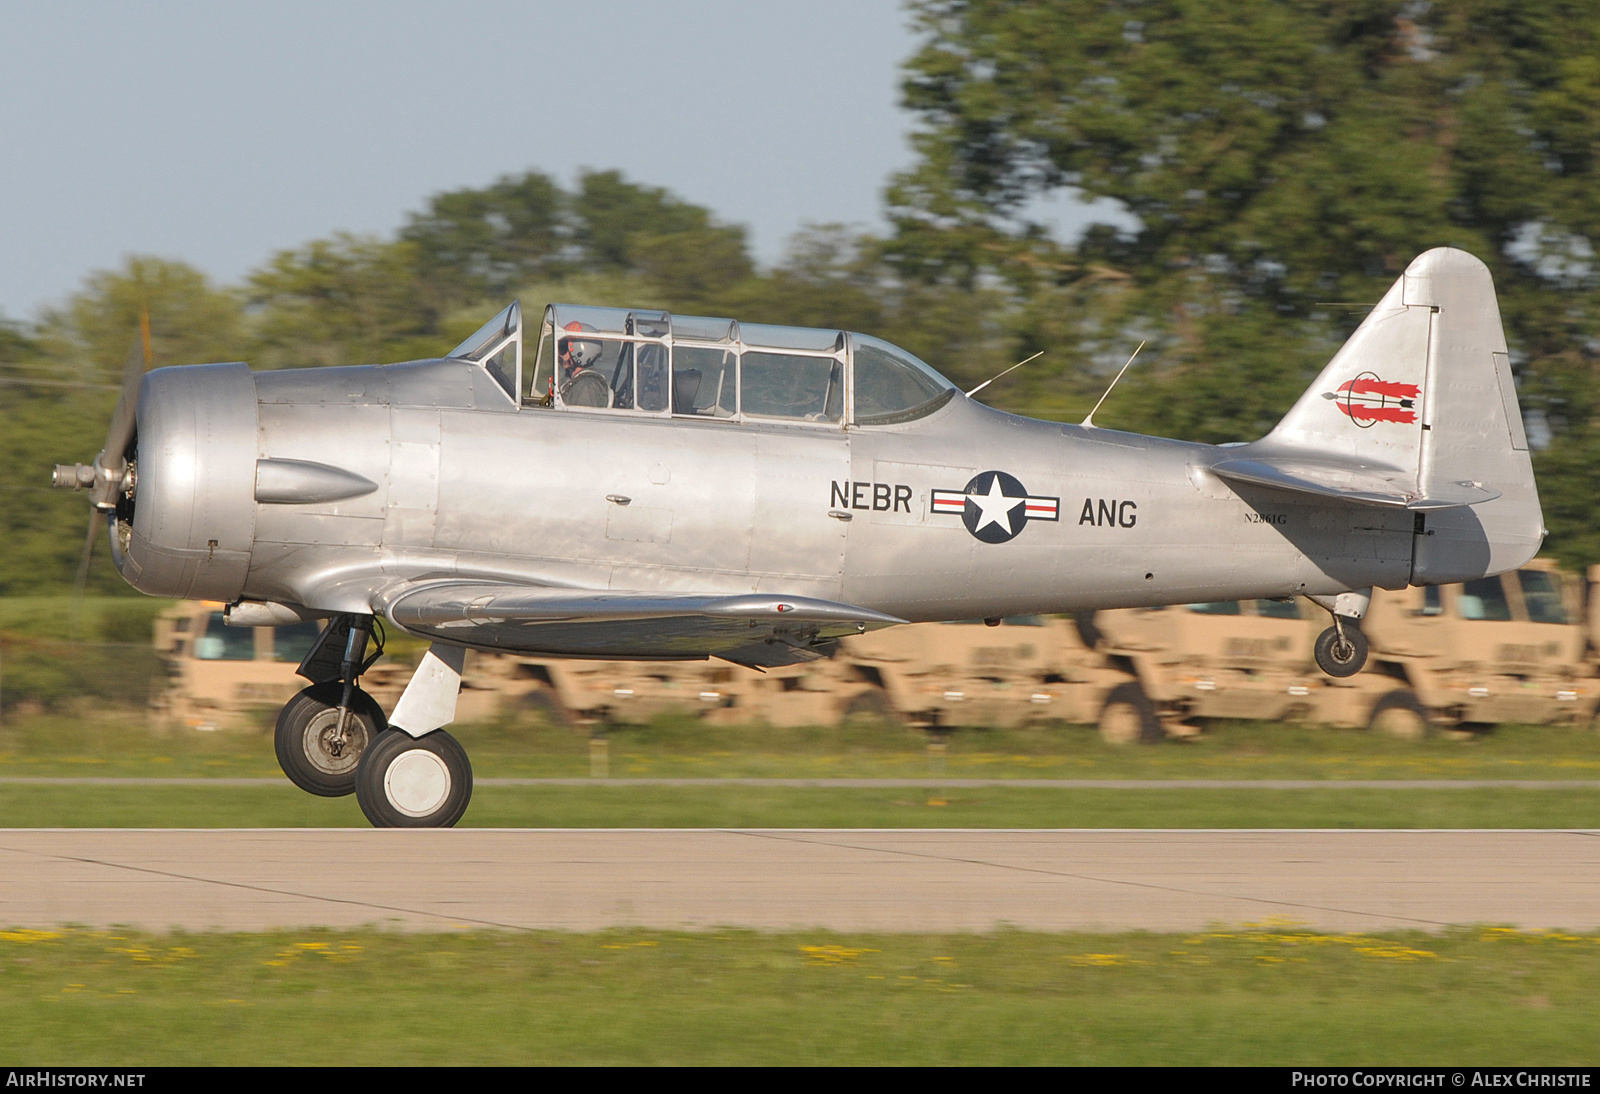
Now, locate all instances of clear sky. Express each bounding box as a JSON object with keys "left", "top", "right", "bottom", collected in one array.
[{"left": 0, "top": 0, "right": 927, "bottom": 320}]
